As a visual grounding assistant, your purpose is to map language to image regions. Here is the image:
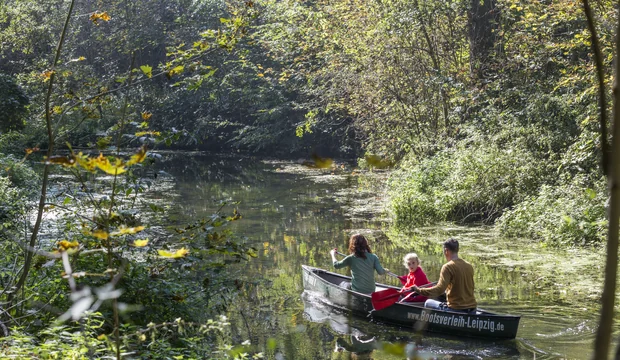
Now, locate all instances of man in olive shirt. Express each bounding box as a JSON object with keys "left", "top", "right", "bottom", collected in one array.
[{"left": 411, "top": 238, "right": 477, "bottom": 312}]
